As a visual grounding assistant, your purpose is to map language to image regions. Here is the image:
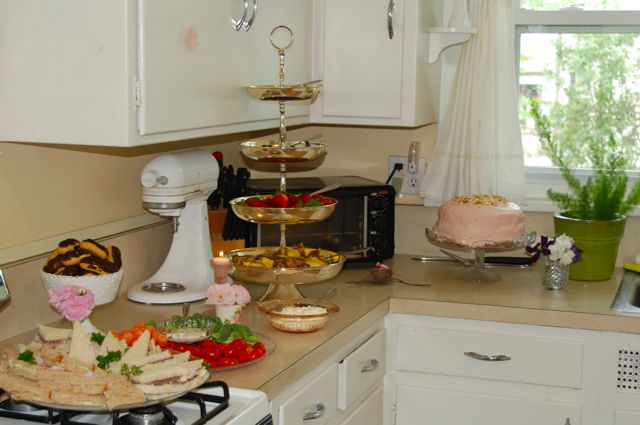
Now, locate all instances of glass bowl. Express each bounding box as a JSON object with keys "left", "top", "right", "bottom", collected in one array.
[
  {"left": 258, "top": 298, "right": 339, "bottom": 333},
  {"left": 230, "top": 196, "right": 337, "bottom": 224}
]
